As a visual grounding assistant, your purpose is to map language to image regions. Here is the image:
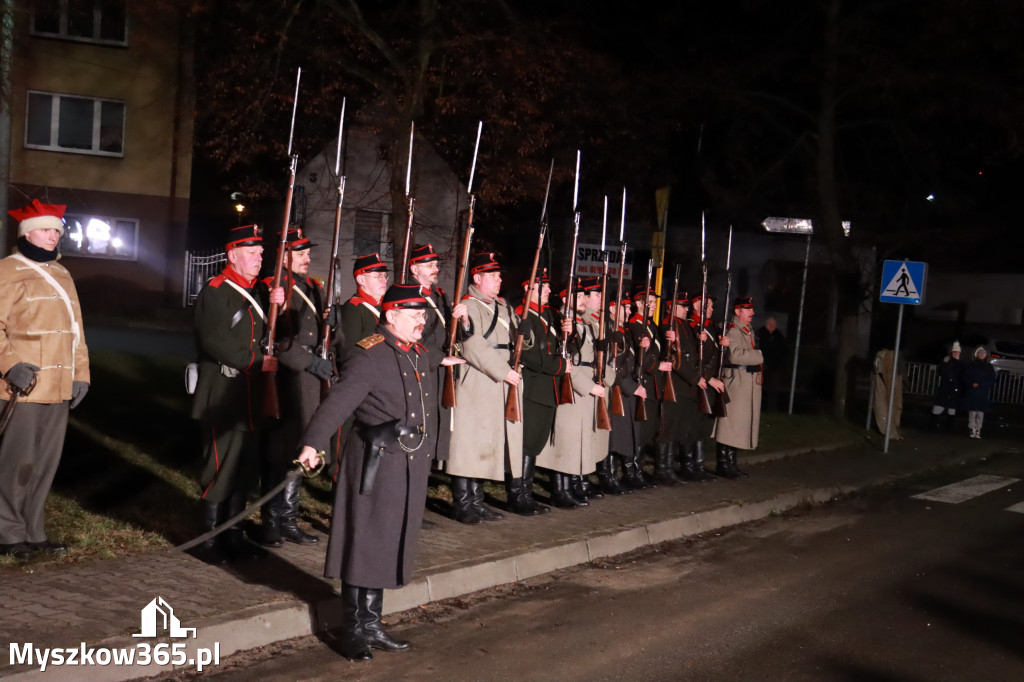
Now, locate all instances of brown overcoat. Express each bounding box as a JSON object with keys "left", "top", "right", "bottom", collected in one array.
[
  {"left": 712, "top": 318, "right": 764, "bottom": 449},
  {"left": 0, "top": 253, "right": 89, "bottom": 402}
]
